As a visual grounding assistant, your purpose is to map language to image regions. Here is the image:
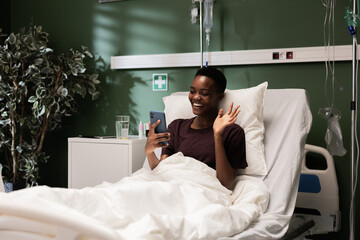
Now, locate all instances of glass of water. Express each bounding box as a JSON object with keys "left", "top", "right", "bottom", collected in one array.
[{"left": 115, "top": 115, "right": 130, "bottom": 139}]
